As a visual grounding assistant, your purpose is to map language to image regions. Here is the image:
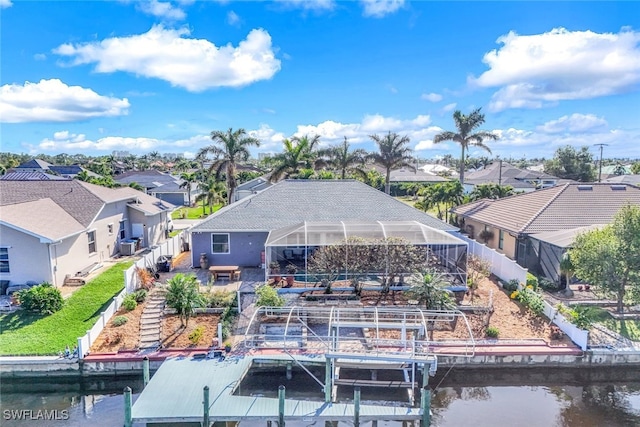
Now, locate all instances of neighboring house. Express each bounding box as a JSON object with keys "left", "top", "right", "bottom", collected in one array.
[
  {"left": 463, "top": 161, "right": 562, "bottom": 193},
  {"left": 420, "top": 163, "right": 455, "bottom": 177},
  {"left": 0, "top": 180, "right": 177, "bottom": 287},
  {"left": 114, "top": 169, "right": 198, "bottom": 206},
  {"left": 233, "top": 175, "right": 273, "bottom": 202},
  {"left": 12, "top": 158, "right": 100, "bottom": 179},
  {"left": 603, "top": 174, "right": 640, "bottom": 187},
  {"left": 190, "top": 179, "right": 468, "bottom": 283},
  {"left": 0, "top": 171, "right": 70, "bottom": 181},
  {"left": 452, "top": 183, "right": 640, "bottom": 282}
]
